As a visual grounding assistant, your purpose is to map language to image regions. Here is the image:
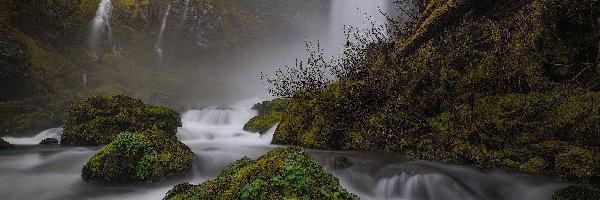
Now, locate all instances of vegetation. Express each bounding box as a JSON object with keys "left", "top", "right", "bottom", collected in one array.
[
  {"left": 269, "top": 0, "right": 600, "bottom": 186},
  {"left": 61, "top": 95, "right": 181, "bottom": 146},
  {"left": 553, "top": 185, "right": 600, "bottom": 200},
  {"left": 82, "top": 130, "right": 194, "bottom": 184},
  {"left": 163, "top": 146, "right": 358, "bottom": 200},
  {"left": 243, "top": 99, "right": 288, "bottom": 134}
]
